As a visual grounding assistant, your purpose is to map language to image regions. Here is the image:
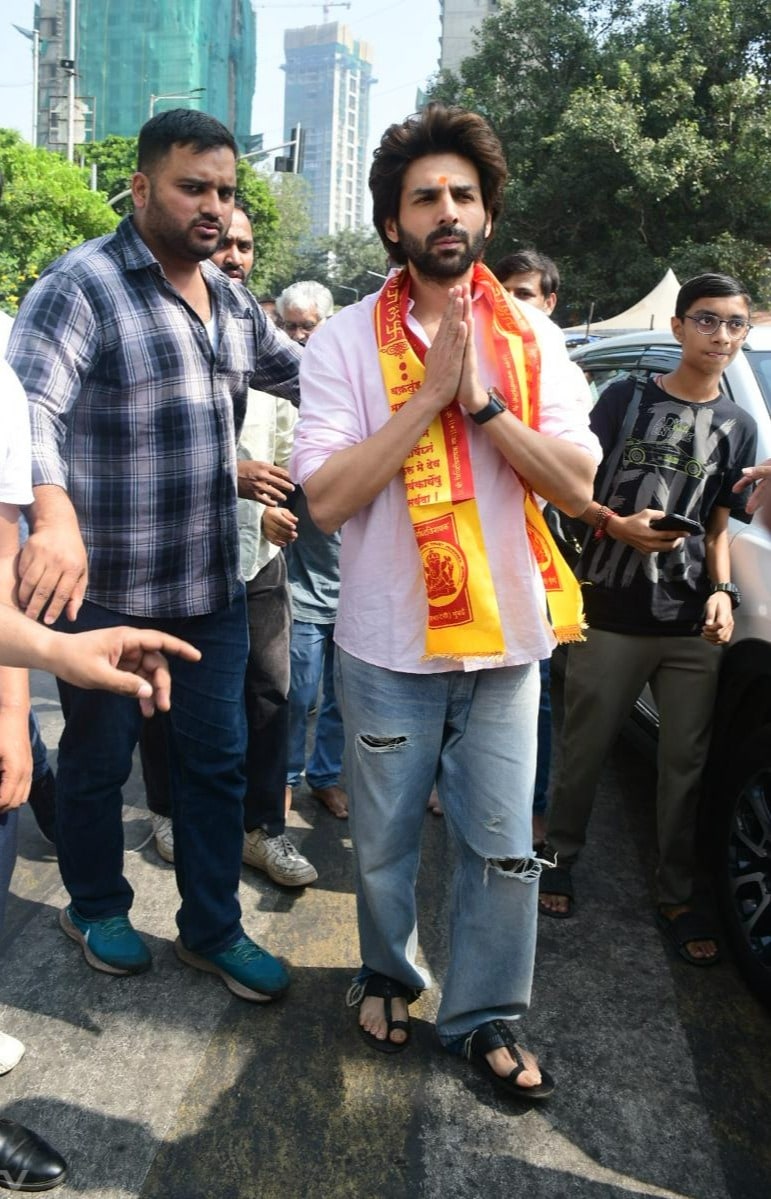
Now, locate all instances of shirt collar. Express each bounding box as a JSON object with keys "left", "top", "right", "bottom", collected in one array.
[{"left": 114, "top": 216, "right": 251, "bottom": 312}]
